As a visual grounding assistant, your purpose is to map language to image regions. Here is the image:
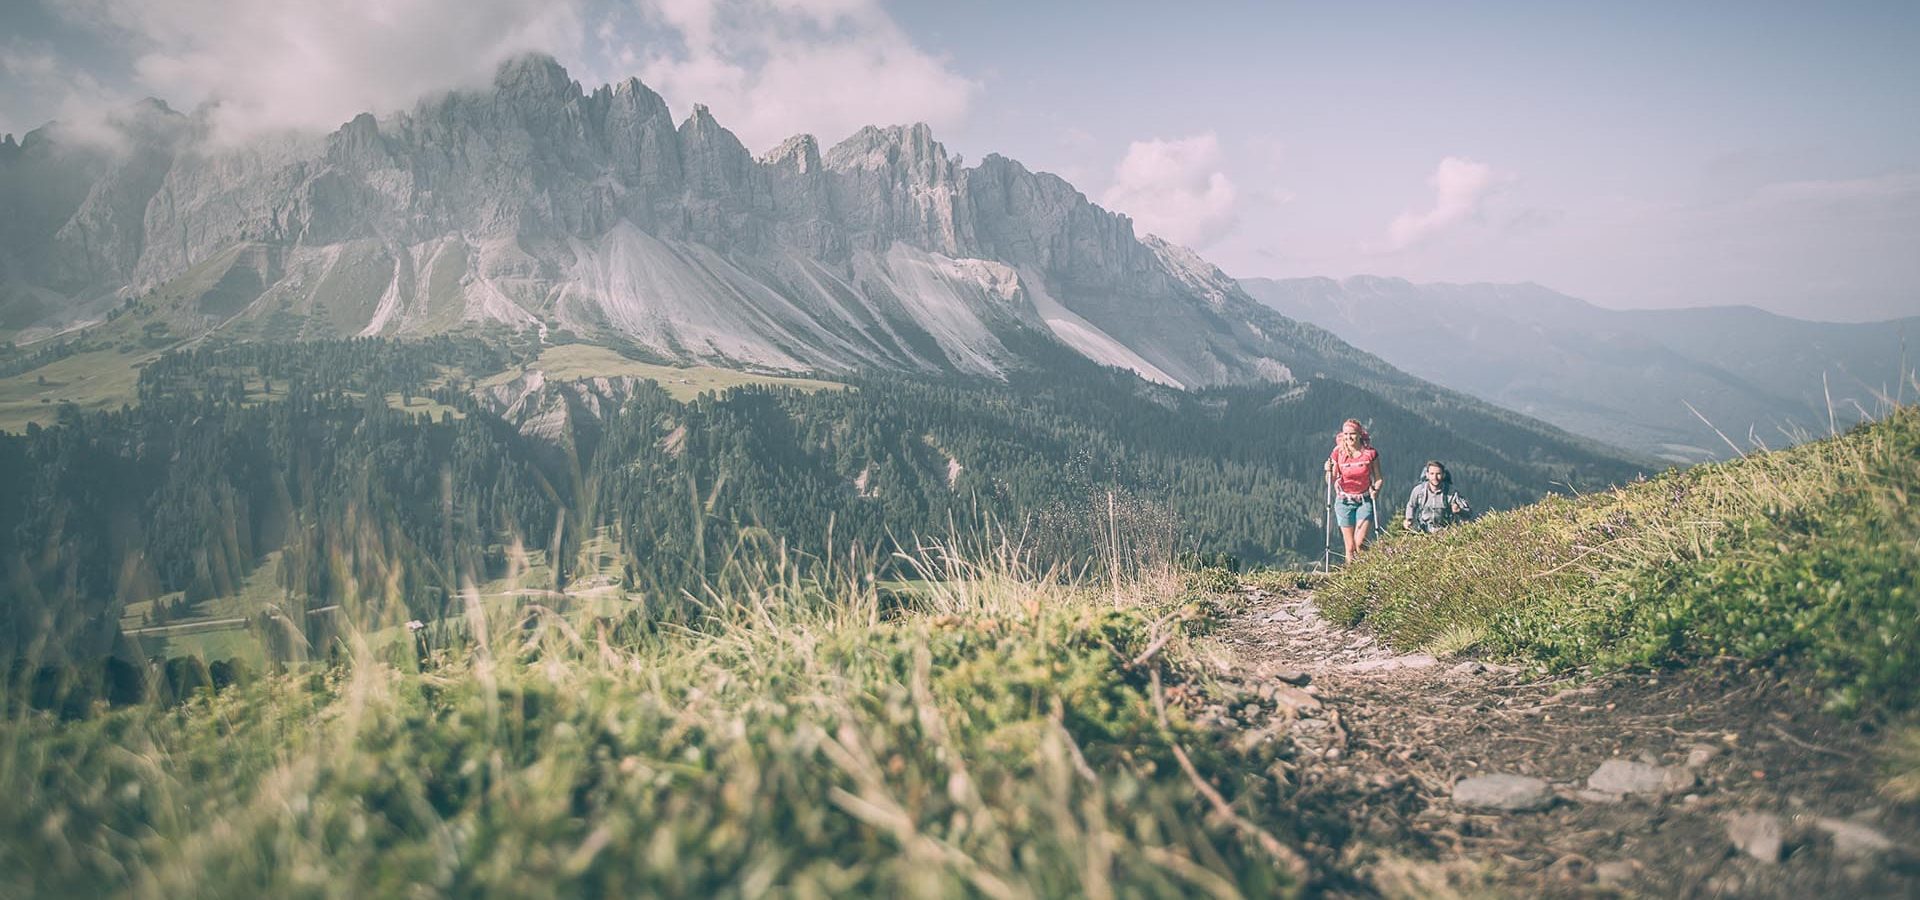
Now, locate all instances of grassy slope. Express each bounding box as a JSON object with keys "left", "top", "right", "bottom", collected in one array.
[
  {"left": 1320, "top": 403, "right": 1920, "bottom": 714},
  {"left": 0, "top": 337, "right": 844, "bottom": 434},
  {"left": 0, "top": 247, "right": 263, "bottom": 431},
  {"left": 0, "top": 346, "right": 159, "bottom": 432},
  {"left": 1, "top": 563, "right": 1310, "bottom": 897},
  {"left": 482, "top": 343, "right": 847, "bottom": 402}
]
